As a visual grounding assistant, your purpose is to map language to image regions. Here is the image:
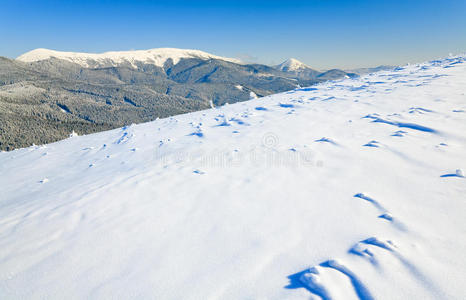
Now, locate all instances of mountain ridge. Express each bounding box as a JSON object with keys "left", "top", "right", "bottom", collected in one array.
[
  {"left": 1, "top": 49, "right": 358, "bottom": 151},
  {"left": 17, "top": 47, "right": 243, "bottom": 68}
]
